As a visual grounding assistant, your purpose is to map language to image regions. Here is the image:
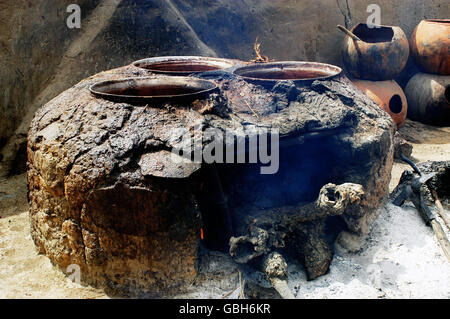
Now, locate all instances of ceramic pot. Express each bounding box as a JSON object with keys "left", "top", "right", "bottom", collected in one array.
[
  {"left": 352, "top": 79, "right": 408, "bottom": 128},
  {"left": 342, "top": 23, "right": 409, "bottom": 80},
  {"left": 405, "top": 73, "right": 450, "bottom": 126},
  {"left": 410, "top": 19, "right": 450, "bottom": 75}
]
